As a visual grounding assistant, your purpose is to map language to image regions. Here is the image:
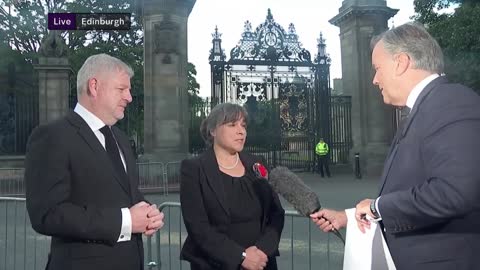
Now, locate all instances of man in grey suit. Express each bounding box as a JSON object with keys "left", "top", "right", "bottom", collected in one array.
[
  {"left": 311, "top": 22, "right": 480, "bottom": 270},
  {"left": 25, "top": 54, "right": 164, "bottom": 270}
]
